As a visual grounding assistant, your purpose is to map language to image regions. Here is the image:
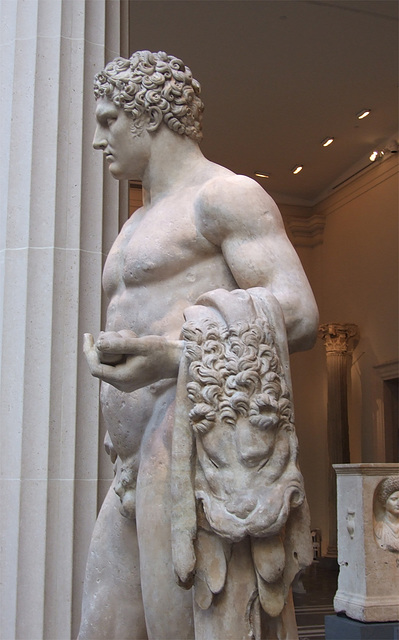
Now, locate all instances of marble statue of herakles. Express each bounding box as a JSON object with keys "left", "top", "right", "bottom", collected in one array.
[{"left": 79, "top": 50, "right": 319, "bottom": 640}]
